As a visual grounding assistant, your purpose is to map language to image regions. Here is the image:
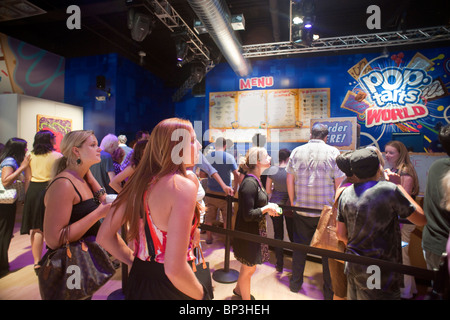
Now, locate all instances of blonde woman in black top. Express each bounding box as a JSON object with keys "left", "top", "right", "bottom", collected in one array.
[{"left": 233, "top": 147, "right": 280, "bottom": 300}]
